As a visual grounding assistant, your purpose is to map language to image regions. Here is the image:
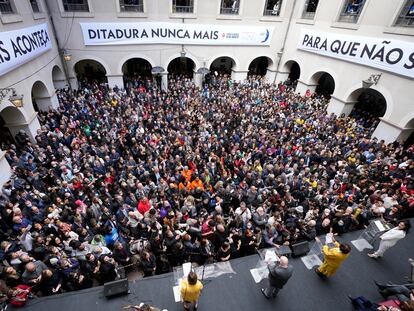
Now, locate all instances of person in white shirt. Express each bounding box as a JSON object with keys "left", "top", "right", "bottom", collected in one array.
[
  {"left": 234, "top": 202, "right": 252, "bottom": 227},
  {"left": 368, "top": 220, "right": 410, "bottom": 258}
]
